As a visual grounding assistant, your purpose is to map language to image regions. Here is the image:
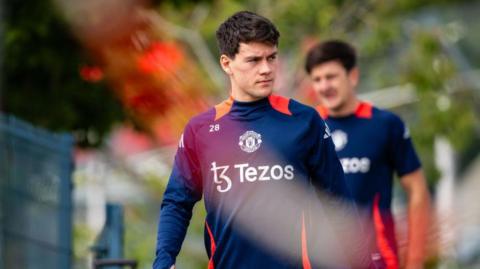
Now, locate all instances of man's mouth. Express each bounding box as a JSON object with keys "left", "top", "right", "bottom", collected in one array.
[
  {"left": 256, "top": 79, "right": 273, "bottom": 84},
  {"left": 322, "top": 89, "right": 337, "bottom": 99}
]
